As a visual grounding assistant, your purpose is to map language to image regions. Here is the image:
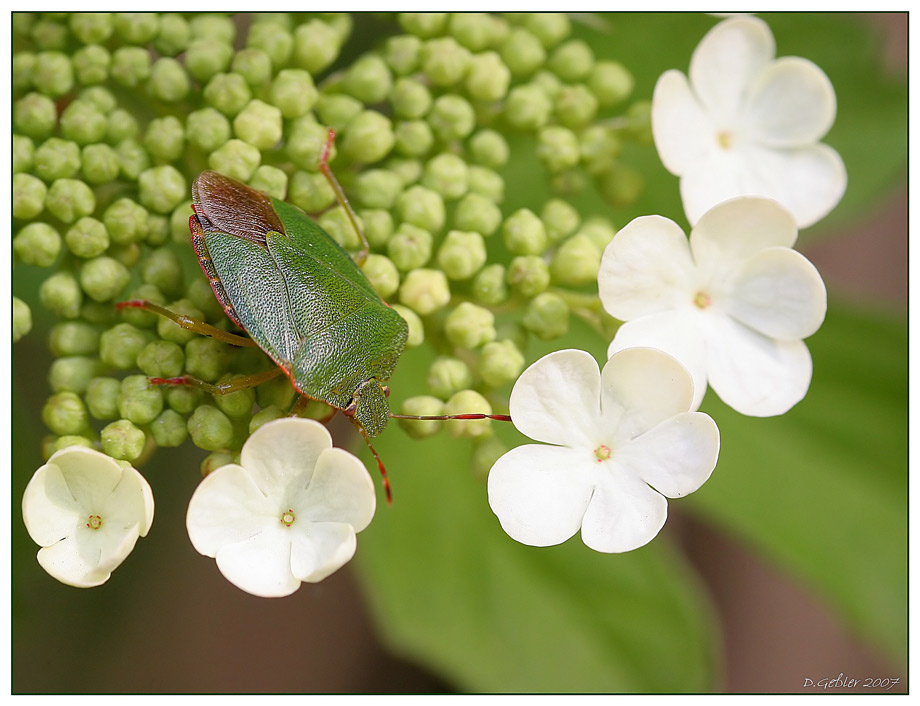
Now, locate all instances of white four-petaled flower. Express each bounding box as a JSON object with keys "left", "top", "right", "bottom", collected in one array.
[
  {"left": 186, "top": 417, "right": 376, "bottom": 598},
  {"left": 488, "top": 348, "right": 719, "bottom": 553},
  {"left": 652, "top": 15, "right": 846, "bottom": 228},
  {"left": 22, "top": 446, "right": 155, "bottom": 587},
  {"left": 599, "top": 196, "right": 827, "bottom": 416}
]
